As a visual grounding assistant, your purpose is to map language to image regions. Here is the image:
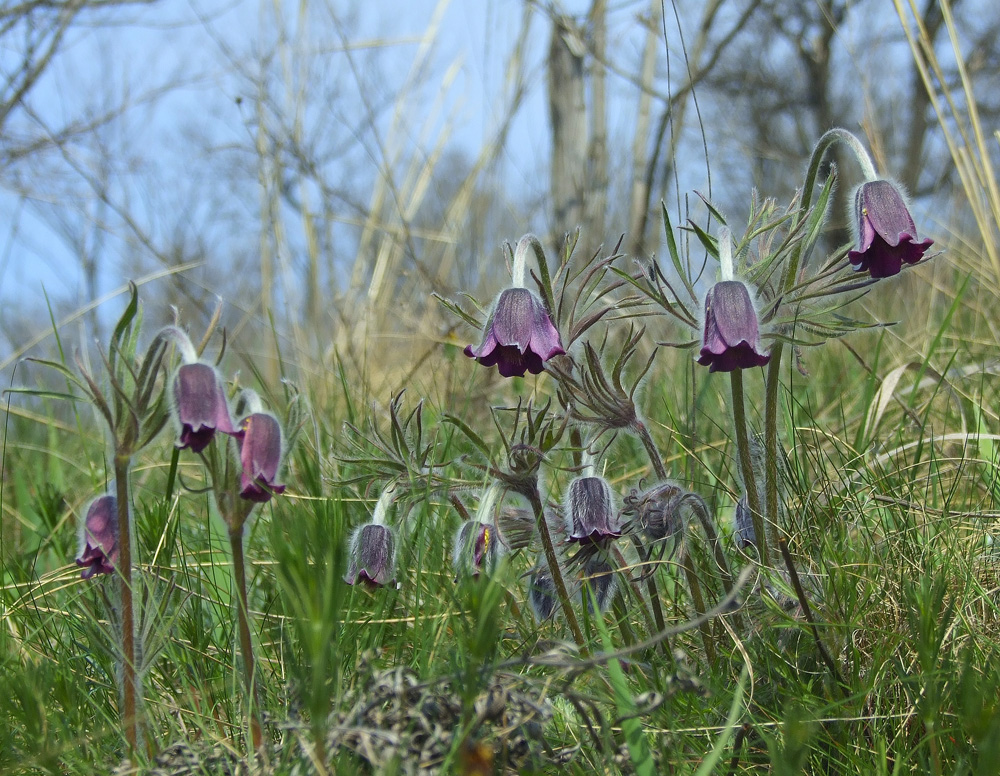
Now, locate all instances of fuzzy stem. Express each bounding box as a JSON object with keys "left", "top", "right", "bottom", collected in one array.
[
  {"left": 525, "top": 488, "right": 586, "bottom": 651},
  {"left": 632, "top": 420, "right": 670, "bottom": 635},
  {"left": 113, "top": 454, "right": 138, "bottom": 755},
  {"left": 634, "top": 420, "right": 668, "bottom": 480},
  {"left": 229, "top": 526, "right": 264, "bottom": 752},
  {"left": 729, "top": 370, "right": 769, "bottom": 566},
  {"left": 610, "top": 544, "right": 663, "bottom": 646},
  {"left": 680, "top": 548, "right": 716, "bottom": 666},
  {"left": 718, "top": 226, "right": 735, "bottom": 281}
]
